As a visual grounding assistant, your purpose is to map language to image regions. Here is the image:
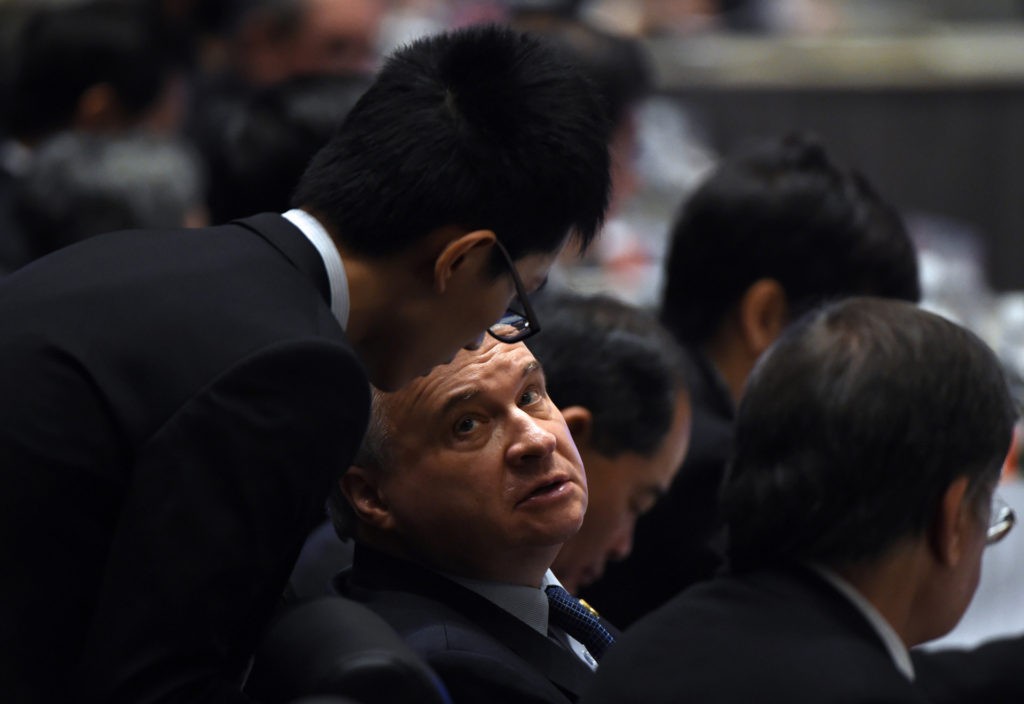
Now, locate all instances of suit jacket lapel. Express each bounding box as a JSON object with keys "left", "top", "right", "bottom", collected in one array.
[
  {"left": 343, "top": 546, "right": 595, "bottom": 700},
  {"left": 233, "top": 213, "right": 332, "bottom": 305}
]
